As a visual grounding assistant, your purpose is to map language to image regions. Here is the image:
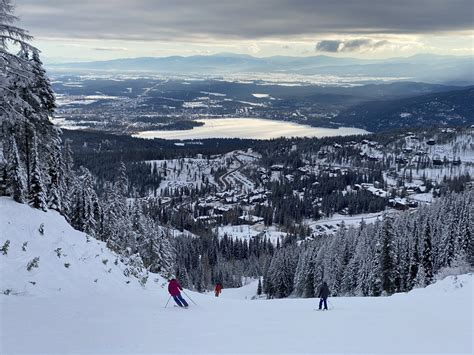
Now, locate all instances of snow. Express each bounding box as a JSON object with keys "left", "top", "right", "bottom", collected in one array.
[
  {"left": 182, "top": 101, "right": 208, "bottom": 108},
  {"left": 55, "top": 94, "right": 123, "bottom": 107},
  {"left": 1, "top": 197, "right": 472, "bottom": 354},
  {"left": 216, "top": 224, "right": 287, "bottom": 244},
  {"left": 199, "top": 91, "right": 226, "bottom": 97},
  {"left": 0, "top": 198, "right": 150, "bottom": 296},
  {"left": 252, "top": 93, "right": 271, "bottom": 98},
  {"left": 411, "top": 192, "right": 434, "bottom": 203},
  {"left": 306, "top": 211, "right": 385, "bottom": 234},
  {"left": 145, "top": 157, "right": 223, "bottom": 193}
]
